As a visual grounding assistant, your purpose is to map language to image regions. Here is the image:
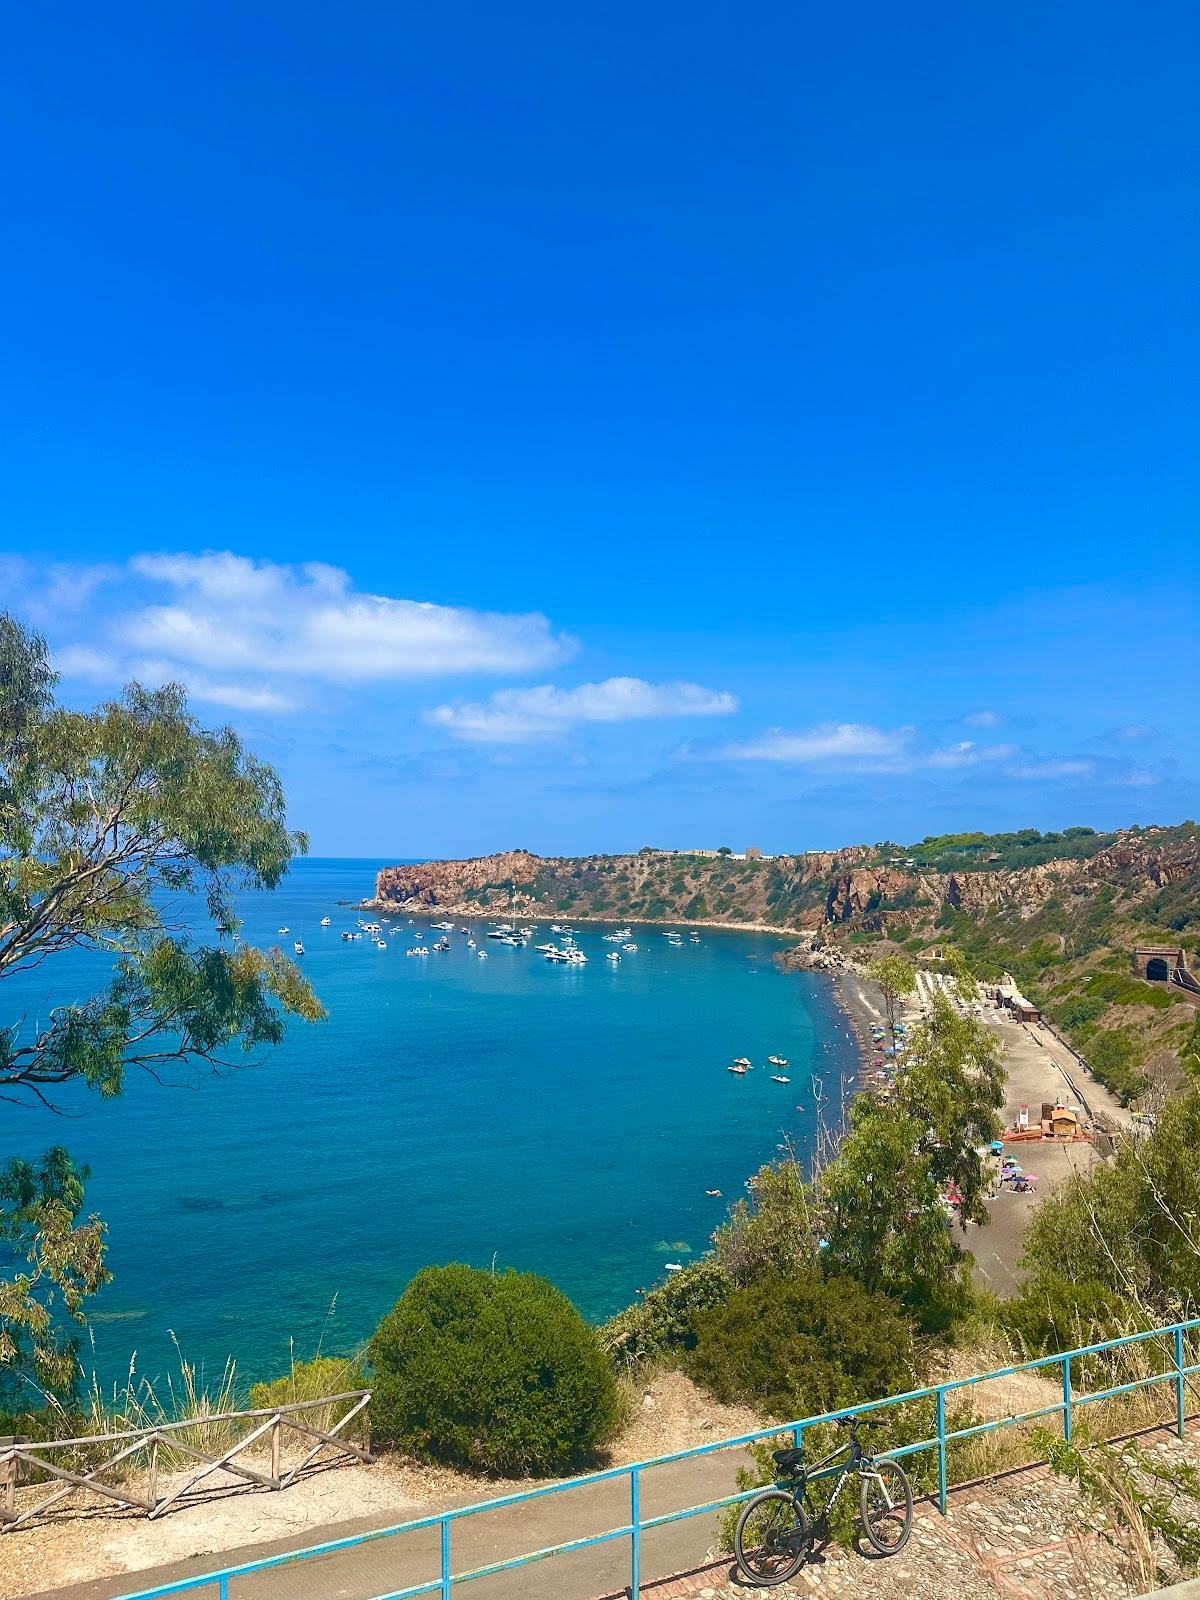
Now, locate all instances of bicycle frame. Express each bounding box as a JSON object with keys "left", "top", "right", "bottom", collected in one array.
[{"left": 782, "top": 1432, "right": 898, "bottom": 1519}]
